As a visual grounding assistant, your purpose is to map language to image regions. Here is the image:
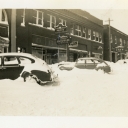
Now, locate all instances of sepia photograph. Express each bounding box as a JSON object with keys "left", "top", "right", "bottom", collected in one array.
[{"left": 0, "top": 0, "right": 128, "bottom": 127}]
